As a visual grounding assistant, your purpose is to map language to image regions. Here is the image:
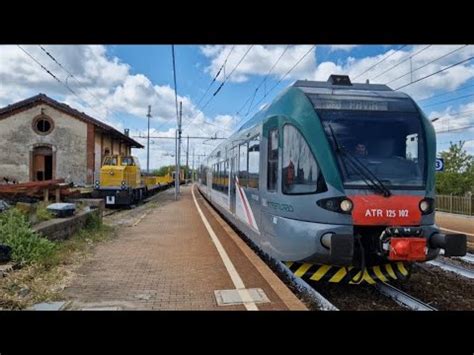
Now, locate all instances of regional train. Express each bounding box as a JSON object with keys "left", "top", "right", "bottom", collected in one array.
[
  {"left": 92, "top": 155, "right": 184, "bottom": 206},
  {"left": 197, "top": 74, "right": 467, "bottom": 284}
]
